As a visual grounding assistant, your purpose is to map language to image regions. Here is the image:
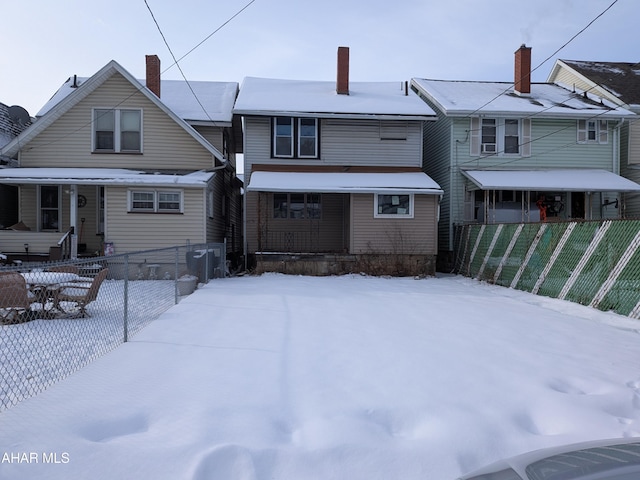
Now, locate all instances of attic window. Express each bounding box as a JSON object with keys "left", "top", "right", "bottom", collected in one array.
[{"left": 93, "top": 109, "right": 142, "bottom": 153}]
